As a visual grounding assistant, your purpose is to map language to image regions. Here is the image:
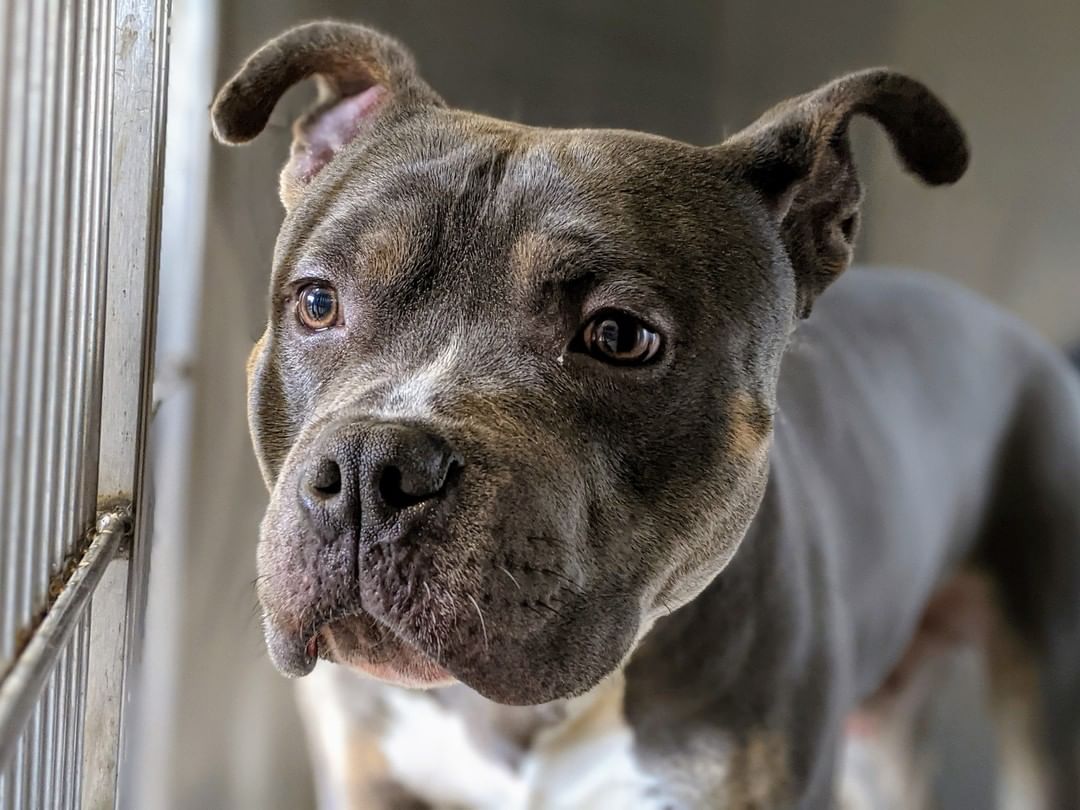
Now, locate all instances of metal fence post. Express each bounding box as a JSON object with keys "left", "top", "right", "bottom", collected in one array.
[{"left": 0, "top": 1, "right": 171, "bottom": 807}]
